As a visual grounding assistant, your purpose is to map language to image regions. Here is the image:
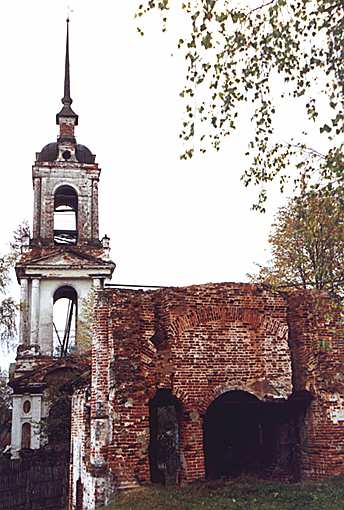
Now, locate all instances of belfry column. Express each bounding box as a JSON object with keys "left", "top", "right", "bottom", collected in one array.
[
  {"left": 11, "top": 396, "right": 22, "bottom": 456},
  {"left": 30, "top": 278, "right": 40, "bottom": 345},
  {"left": 19, "top": 278, "right": 29, "bottom": 345}
]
